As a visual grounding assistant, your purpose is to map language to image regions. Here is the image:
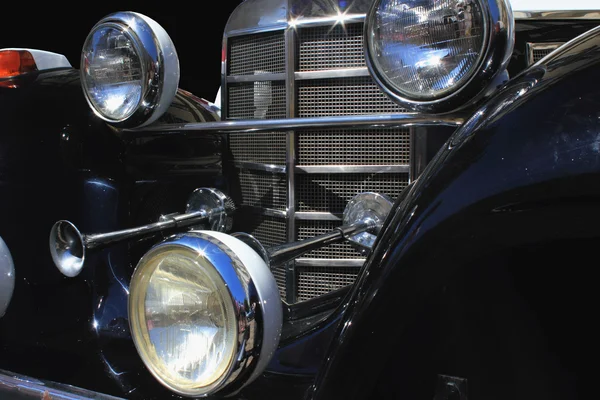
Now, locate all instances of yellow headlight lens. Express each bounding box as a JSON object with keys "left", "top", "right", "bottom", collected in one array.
[{"left": 129, "top": 244, "right": 238, "bottom": 396}]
